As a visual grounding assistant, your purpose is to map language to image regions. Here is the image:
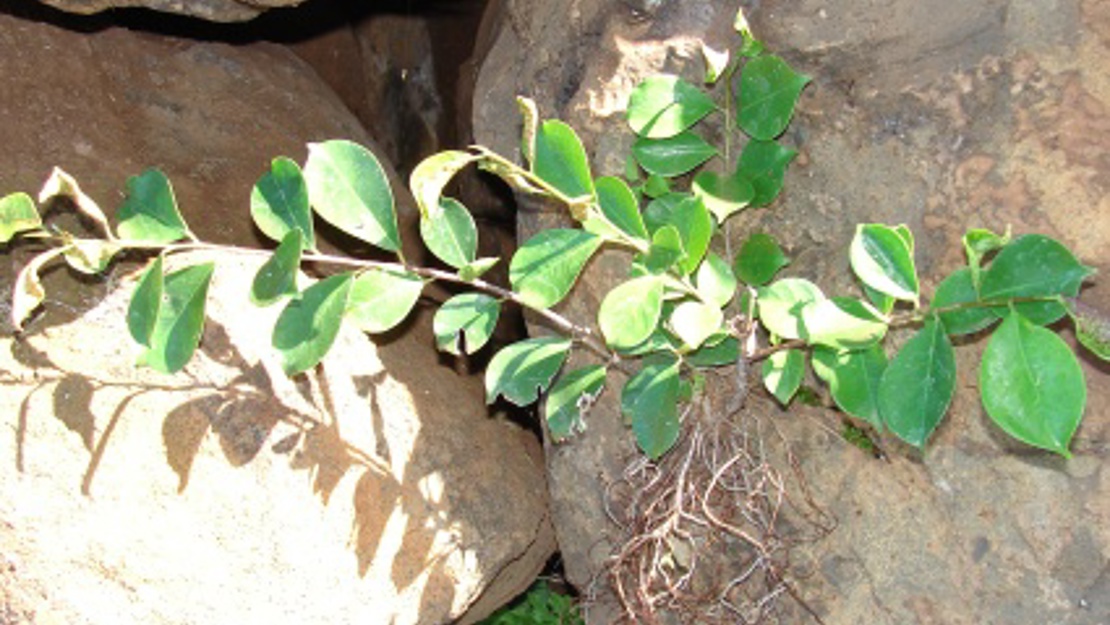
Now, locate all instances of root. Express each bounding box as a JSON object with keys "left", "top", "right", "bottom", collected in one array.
[{"left": 596, "top": 381, "right": 834, "bottom": 624}]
